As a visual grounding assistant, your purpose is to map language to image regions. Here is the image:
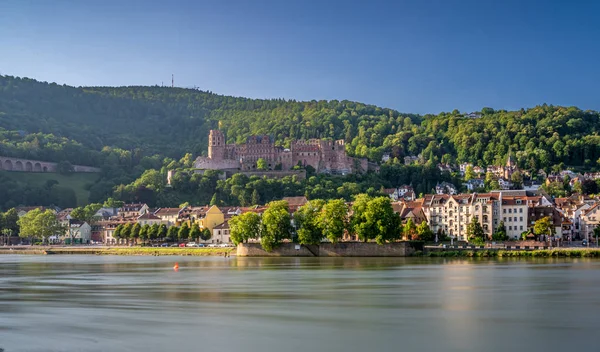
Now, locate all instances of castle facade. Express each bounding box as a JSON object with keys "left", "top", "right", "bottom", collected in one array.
[{"left": 194, "top": 130, "right": 368, "bottom": 175}]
